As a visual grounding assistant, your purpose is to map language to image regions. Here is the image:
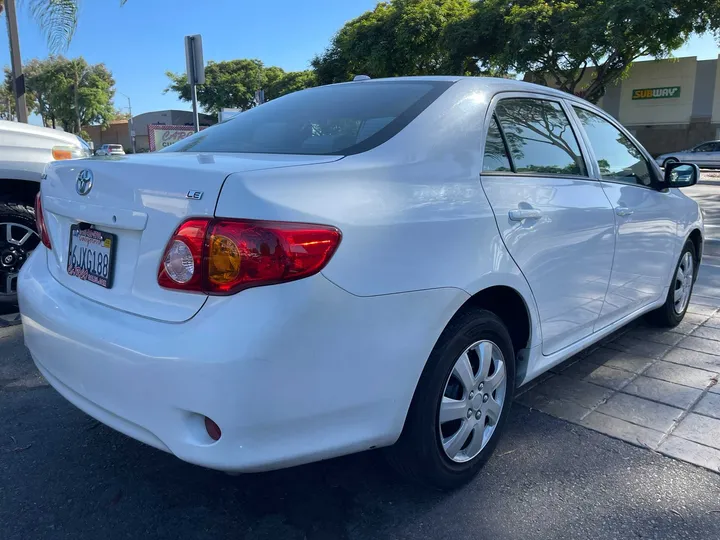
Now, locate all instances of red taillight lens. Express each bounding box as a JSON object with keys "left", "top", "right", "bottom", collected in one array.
[
  {"left": 34, "top": 192, "right": 52, "bottom": 249},
  {"left": 158, "top": 219, "right": 341, "bottom": 295},
  {"left": 157, "top": 219, "right": 208, "bottom": 292}
]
